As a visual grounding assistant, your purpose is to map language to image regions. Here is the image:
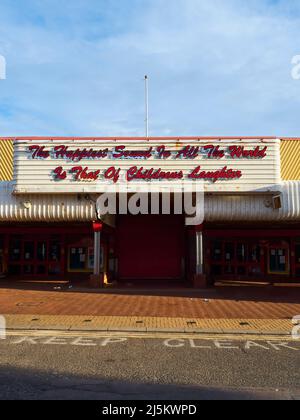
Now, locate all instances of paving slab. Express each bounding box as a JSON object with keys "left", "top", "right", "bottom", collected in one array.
[{"left": 1, "top": 314, "right": 294, "bottom": 336}]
